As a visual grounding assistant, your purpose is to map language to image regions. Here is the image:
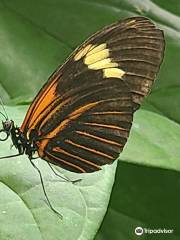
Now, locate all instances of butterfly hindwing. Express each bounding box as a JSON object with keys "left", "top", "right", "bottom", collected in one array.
[{"left": 37, "top": 77, "right": 133, "bottom": 173}]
